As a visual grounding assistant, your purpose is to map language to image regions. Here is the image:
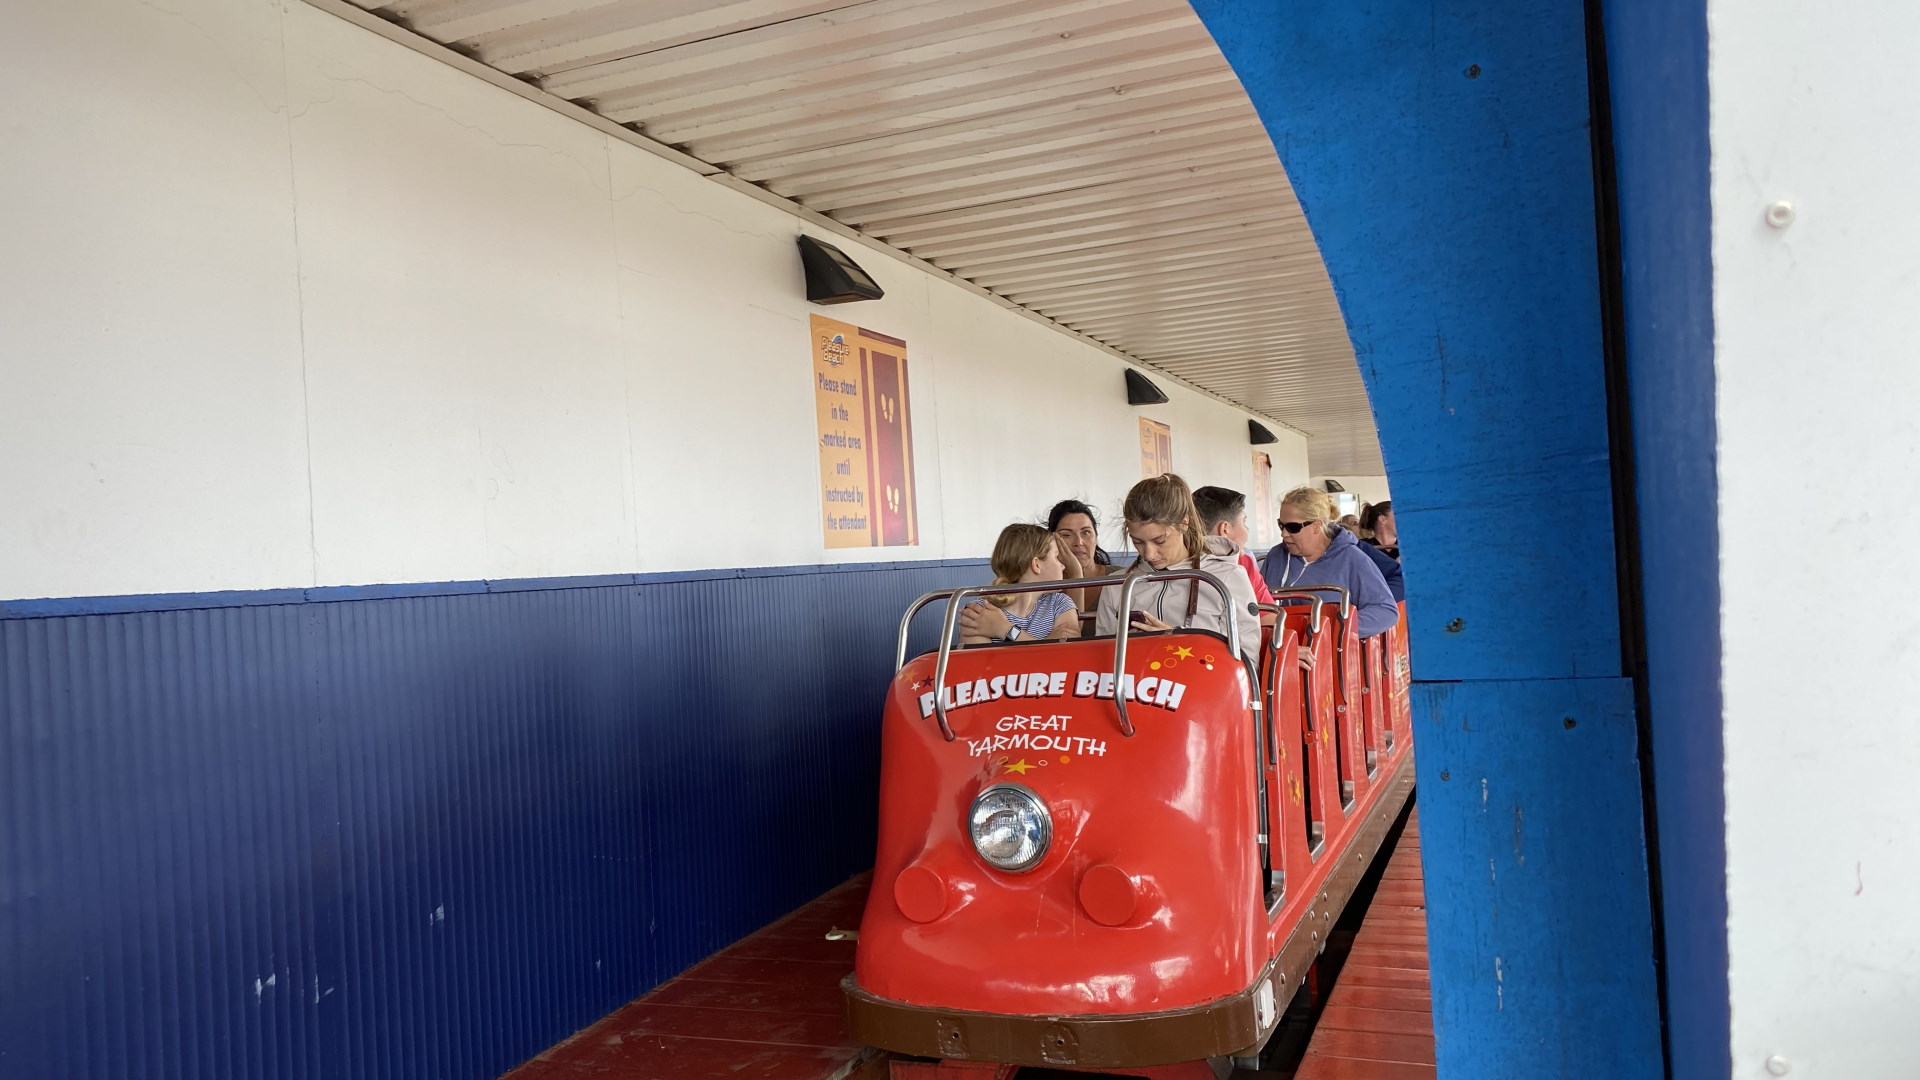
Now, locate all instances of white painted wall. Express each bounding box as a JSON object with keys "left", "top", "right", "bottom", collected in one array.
[
  {"left": 1308, "top": 475, "right": 1392, "bottom": 507},
  {"left": 1712, "top": 1, "right": 1920, "bottom": 1076},
  {"left": 0, "top": 0, "right": 1307, "bottom": 601}
]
